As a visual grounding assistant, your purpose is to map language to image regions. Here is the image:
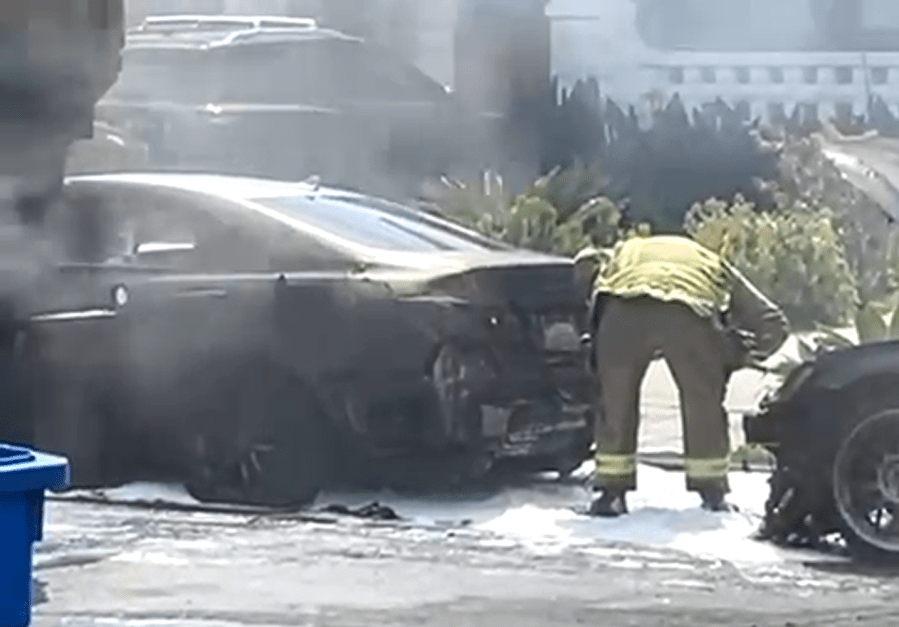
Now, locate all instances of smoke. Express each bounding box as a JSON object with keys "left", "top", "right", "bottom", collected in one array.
[{"left": 633, "top": 0, "right": 899, "bottom": 52}]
